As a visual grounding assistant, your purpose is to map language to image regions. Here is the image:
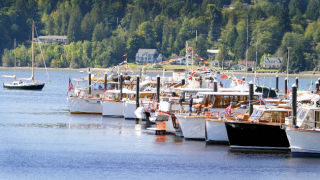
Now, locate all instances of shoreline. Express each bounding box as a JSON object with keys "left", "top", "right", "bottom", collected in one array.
[{"left": 0, "top": 66, "right": 319, "bottom": 78}]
